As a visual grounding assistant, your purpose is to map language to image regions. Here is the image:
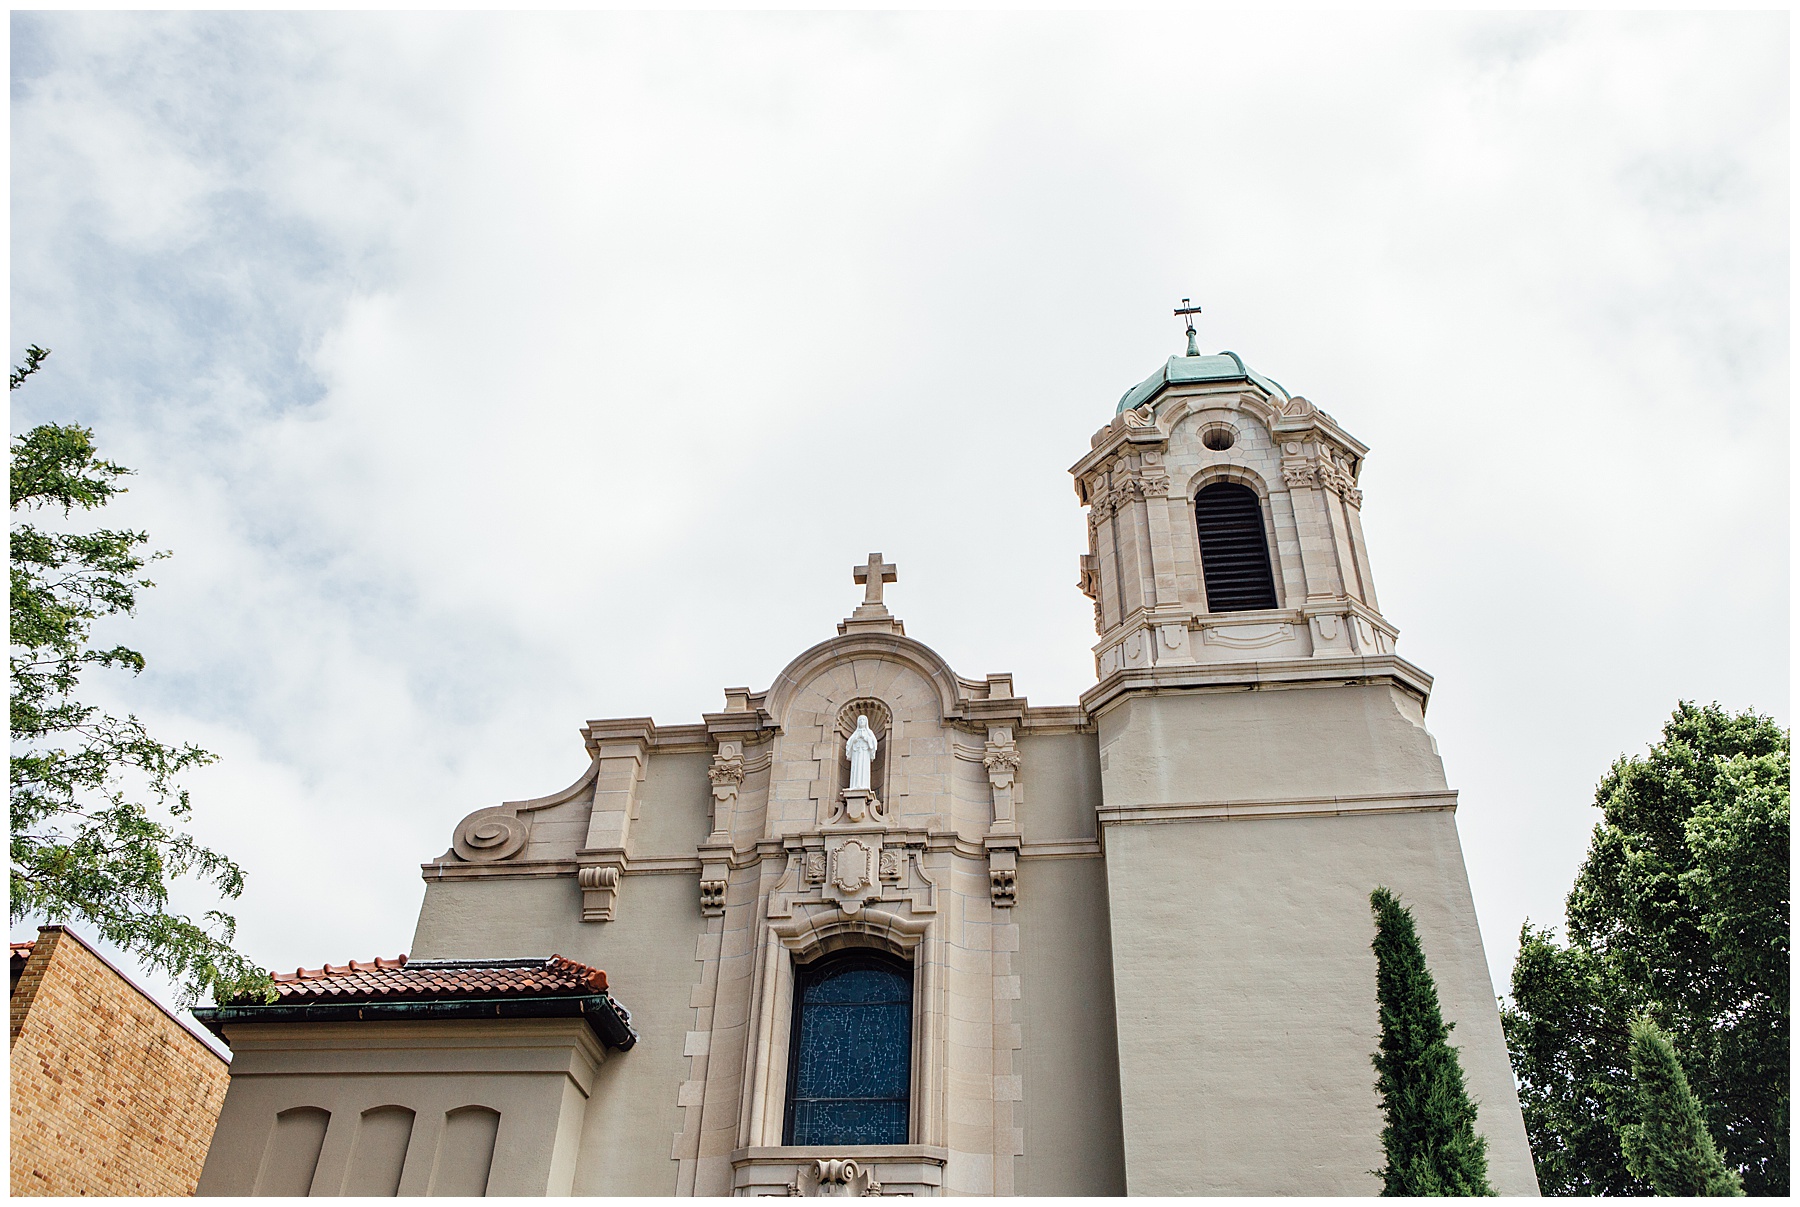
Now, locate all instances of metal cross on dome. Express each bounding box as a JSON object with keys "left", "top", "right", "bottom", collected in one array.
[
  {"left": 1174, "top": 298, "right": 1203, "bottom": 357},
  {"left": 853, "top": 553, "right": 898, "bottom": 607}
]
